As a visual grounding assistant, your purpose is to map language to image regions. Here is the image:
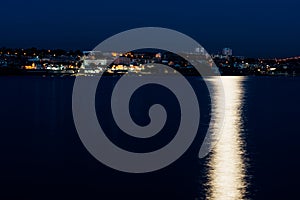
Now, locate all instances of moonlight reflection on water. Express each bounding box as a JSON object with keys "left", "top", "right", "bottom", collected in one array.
[{"left": 205, "top": 76, "right": 248, "bottom": 200}]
